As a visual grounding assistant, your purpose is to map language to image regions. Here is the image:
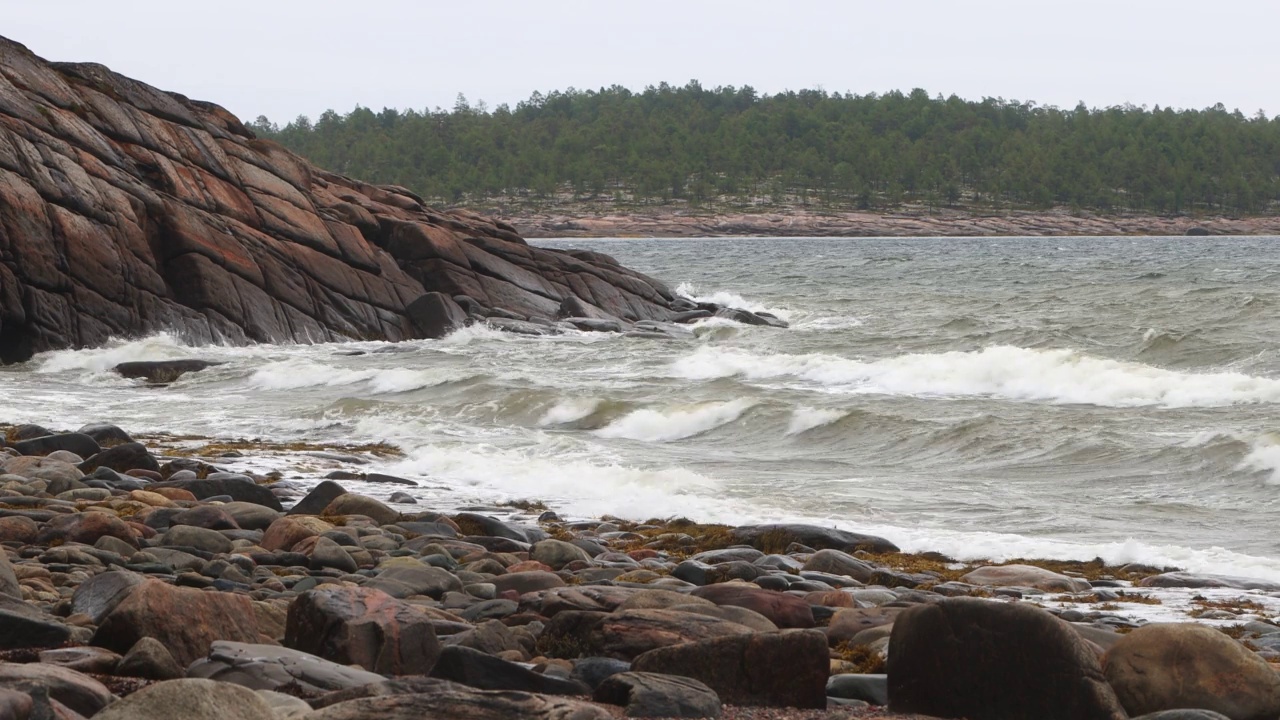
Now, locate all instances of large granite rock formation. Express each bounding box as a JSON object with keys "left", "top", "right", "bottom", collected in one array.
[{"left": 0, "top": 36, "right": 677, "bottom": 362}]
